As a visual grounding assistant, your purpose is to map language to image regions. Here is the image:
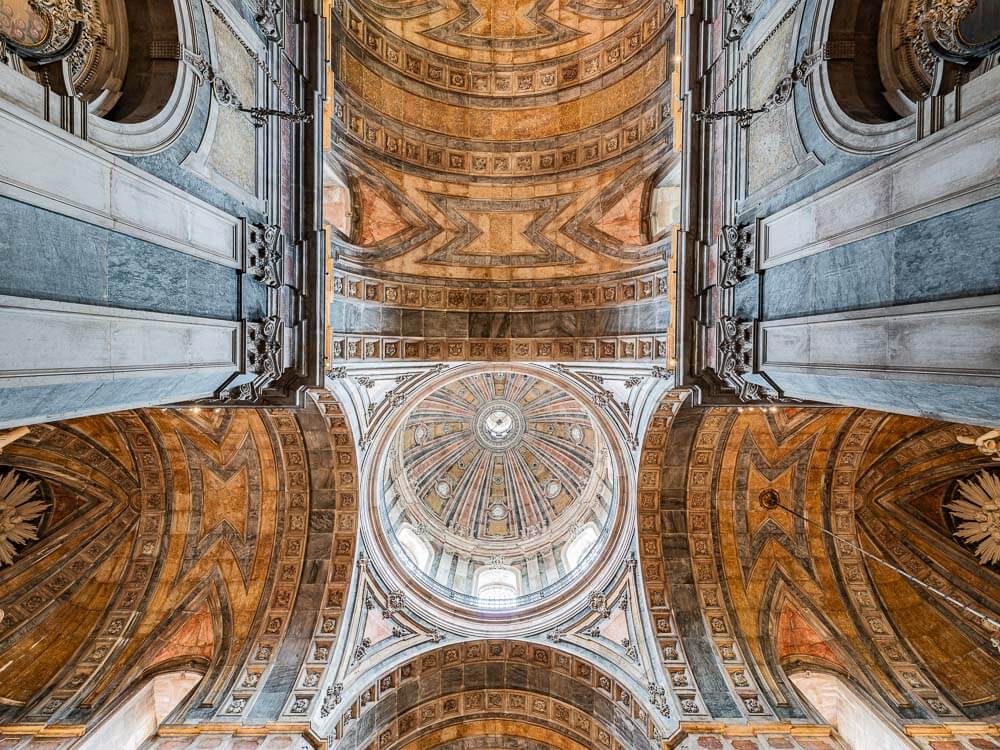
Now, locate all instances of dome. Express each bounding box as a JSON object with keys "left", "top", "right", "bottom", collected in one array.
[
  {"left": 372, "top": 368, "right": 622, "bottom": 617},
  {"left": 396, "top": 372, "right": 599, "bottom": 542}
]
